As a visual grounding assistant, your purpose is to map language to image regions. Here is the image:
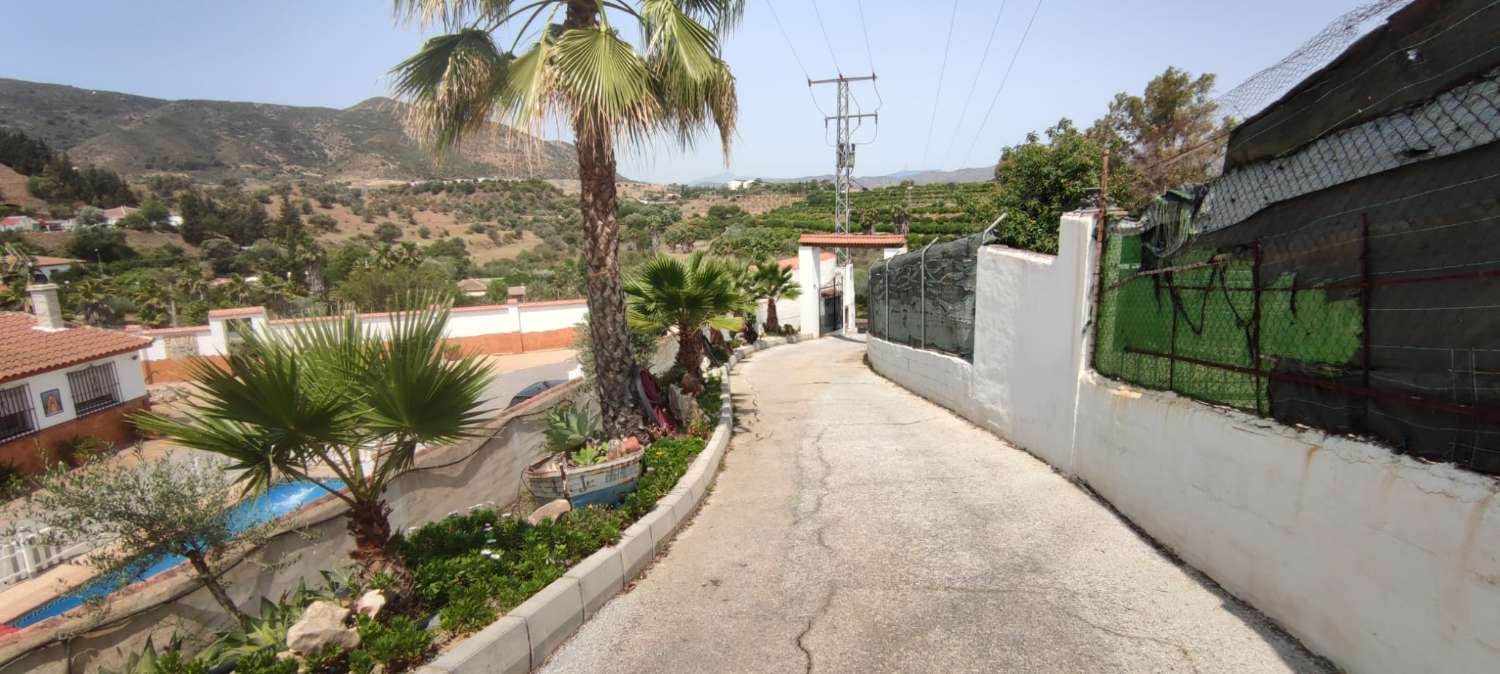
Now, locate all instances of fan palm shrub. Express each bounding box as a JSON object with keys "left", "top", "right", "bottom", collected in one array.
[
  {"left": 624, "top": 253, "right": 743, "bottom": 392},
  {"left": 389, "top": 0, "right": 742, "bottom": 438},
  {"left": 754, "top": 262, "right": 801, "bottom": 333},
  {"left": 133, "top": 301, "right": 491, "bottom": 593}
]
